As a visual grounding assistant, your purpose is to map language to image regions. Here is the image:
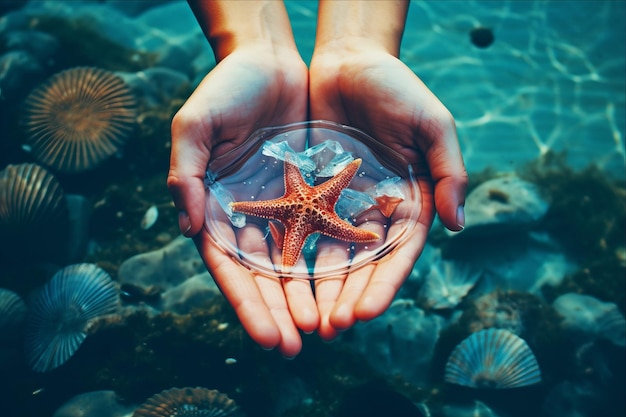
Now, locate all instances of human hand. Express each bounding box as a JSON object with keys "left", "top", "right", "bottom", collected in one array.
[
  {"left": 308, "top": 44, "right": 468, "bottom": 339},
  {"left": 167, "top": 41, "right": 316, "bottom": 357}
]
